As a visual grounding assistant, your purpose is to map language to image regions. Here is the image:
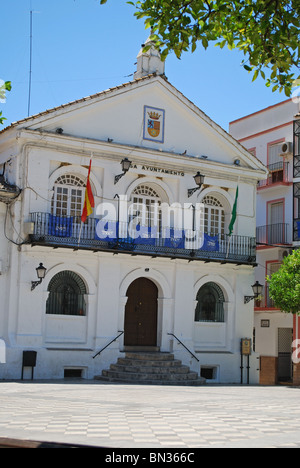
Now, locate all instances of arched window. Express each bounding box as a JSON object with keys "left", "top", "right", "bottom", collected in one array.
[
  {"left": 195, "top": 282, "right": 225, "bottom": 322},
  {"left": 46, "top": 271, "right": 87, "bottom": 316},
  {"left": 202, "top": 195, "right": 225, "bottom": 236},
  {"left": 51, "top": 174, "right": 86, "bottom": 220},
  {"left": 130, "top": 184, "right": 161, "bottom": 230}
]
